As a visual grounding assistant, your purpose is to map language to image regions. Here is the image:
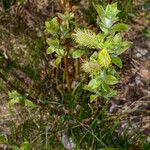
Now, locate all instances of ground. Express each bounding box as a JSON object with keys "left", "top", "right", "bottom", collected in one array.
[{"left": 0, "top": 0, "right": 149, "bottom": 148}]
